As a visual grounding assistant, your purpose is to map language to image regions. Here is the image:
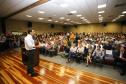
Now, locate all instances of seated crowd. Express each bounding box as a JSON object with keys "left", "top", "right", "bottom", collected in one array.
[{"left": 0, "top": 31, "right": 126, "bottom": 76}]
